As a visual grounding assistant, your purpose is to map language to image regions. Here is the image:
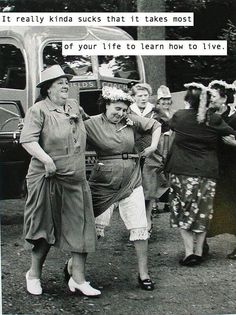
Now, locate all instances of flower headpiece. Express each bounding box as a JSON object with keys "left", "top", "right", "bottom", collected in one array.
[
  {"left": 102, "top": 86, "right": 134, "bottom": 103},
  {"left": 184, "top": 82, "right": 209, "bottom": 123},
  {"left": 184, "top": 82, "right": 206, "bottom": 90},
  {"left": 208, "top": 80, "right": 236, "bottom": 91}
]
